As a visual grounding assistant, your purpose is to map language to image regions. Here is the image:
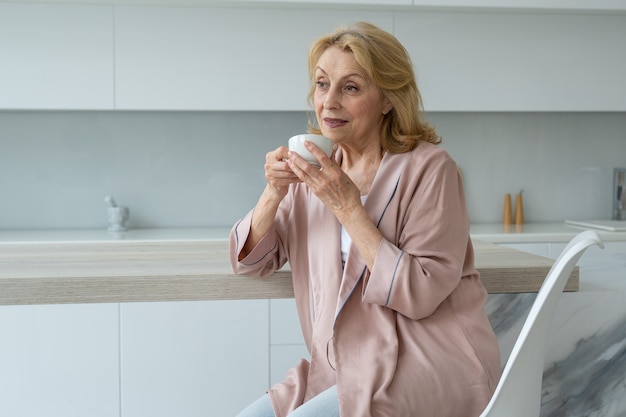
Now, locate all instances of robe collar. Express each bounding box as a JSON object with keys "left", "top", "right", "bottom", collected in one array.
[{"left": 306, "top": 147, "right": 409, "bottom": 323}]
